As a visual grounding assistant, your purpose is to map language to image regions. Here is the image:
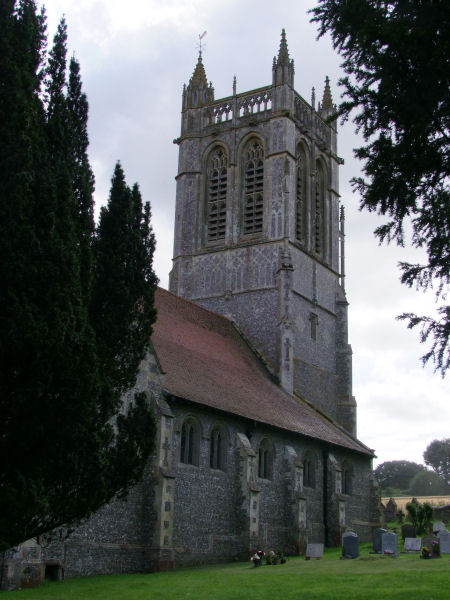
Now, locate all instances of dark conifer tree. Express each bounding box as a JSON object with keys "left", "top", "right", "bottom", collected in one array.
[
  {"left": 0, "top": 4, "right": 157, "bottom": 550},
  {"left": 92, "top": 163, "right": 158, "bottom": 393},
  {"left": 311, "top": 0, "right": 450, "bottom": 375},
  {"left": 0, "top": 0, "right": 52, "bottom": 549},
  {"left": 67, "top": 56, "right": 95, "bottom": 299}
]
